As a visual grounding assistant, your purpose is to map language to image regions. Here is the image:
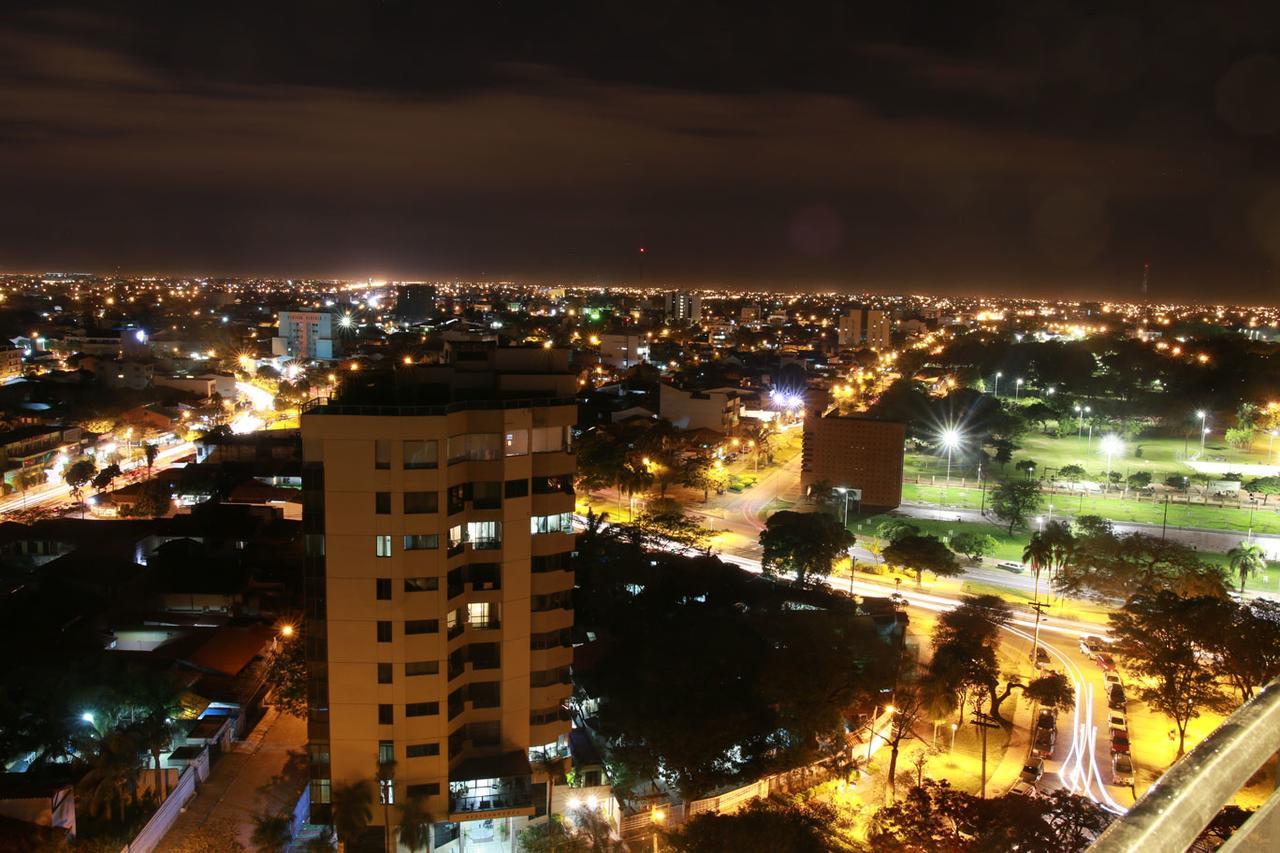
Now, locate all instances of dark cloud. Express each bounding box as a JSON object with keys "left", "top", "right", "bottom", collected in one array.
[{"left": 1, "top": 1, "right": 1280, "bottom": 299}]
